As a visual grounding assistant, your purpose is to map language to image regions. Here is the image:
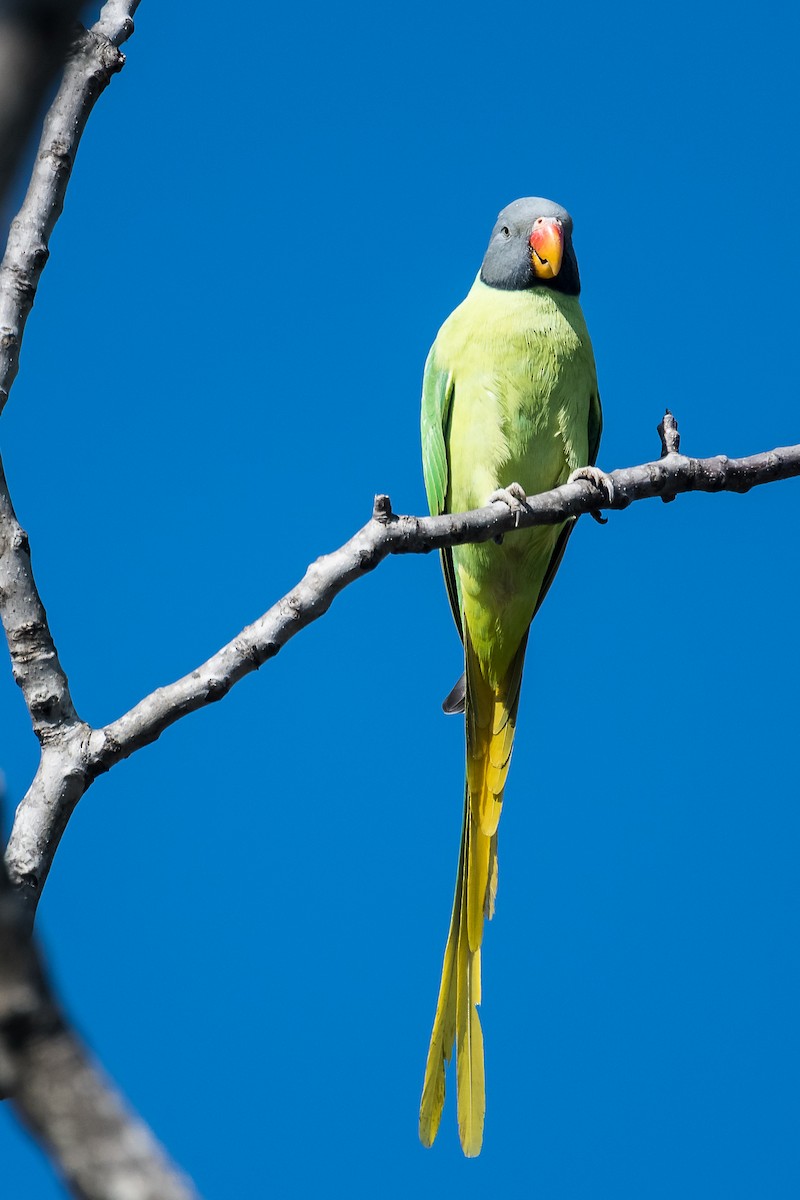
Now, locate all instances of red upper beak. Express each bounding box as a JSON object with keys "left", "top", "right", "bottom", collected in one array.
[{"left": 529, "top": 217, "right": 564, "bottom": 279}]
